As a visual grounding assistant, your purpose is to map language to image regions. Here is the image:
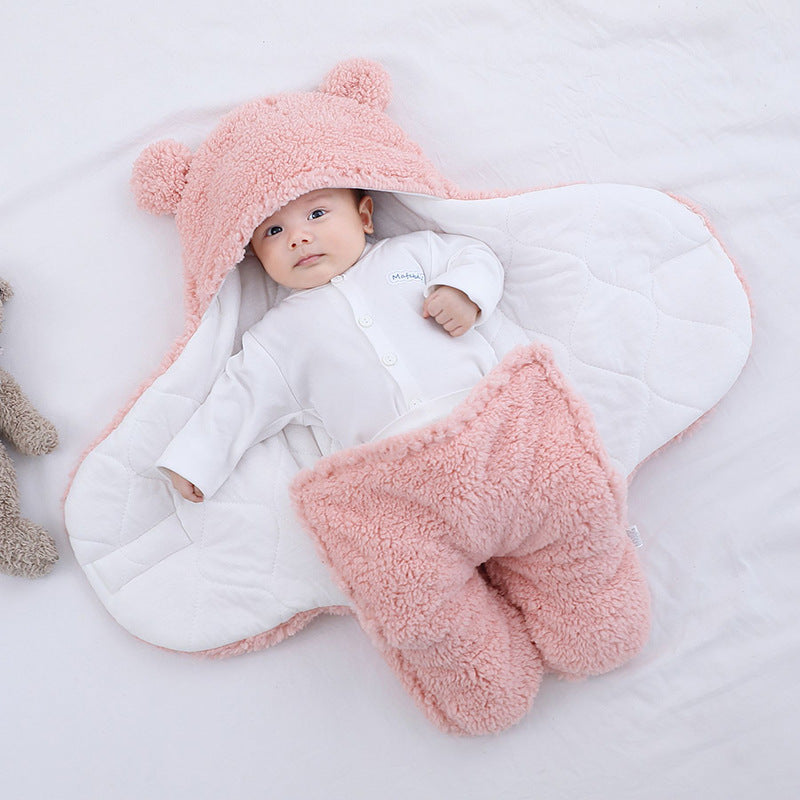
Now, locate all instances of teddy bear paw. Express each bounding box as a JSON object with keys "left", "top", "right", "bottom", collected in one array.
[
  {"left": 23, "top": 418, "right": 59, "bottom": 456},
  {"left": 0, "top": 518, "right": 59, "bottom": 578}
]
